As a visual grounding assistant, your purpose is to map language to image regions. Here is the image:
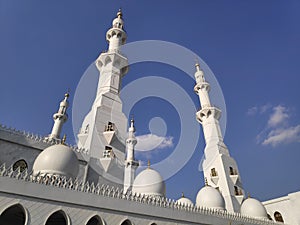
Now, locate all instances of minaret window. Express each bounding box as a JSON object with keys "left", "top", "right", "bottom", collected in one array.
[
  {"left": 103, "top": 146, "right": 115, "bottom": 158},
  {"left": 105, "top": 122, "right": 115, "bottom": 132},
  {"left": 234, "top": 186, "right": 243, "bottom": 196},
  {"left": 211, "top": 168, "right": 218, "bottom": 177},
  {"left": 274, "top": 211, "right": 284, "bottom": 223},
  {"left": 229, "top": 167, "right": 237, "bottom": 175}
]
